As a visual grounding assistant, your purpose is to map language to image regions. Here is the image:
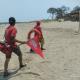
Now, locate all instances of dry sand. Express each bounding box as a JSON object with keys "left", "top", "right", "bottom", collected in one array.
[{"left": 0, "top": 21, "right": 80, "bottom": 80}]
